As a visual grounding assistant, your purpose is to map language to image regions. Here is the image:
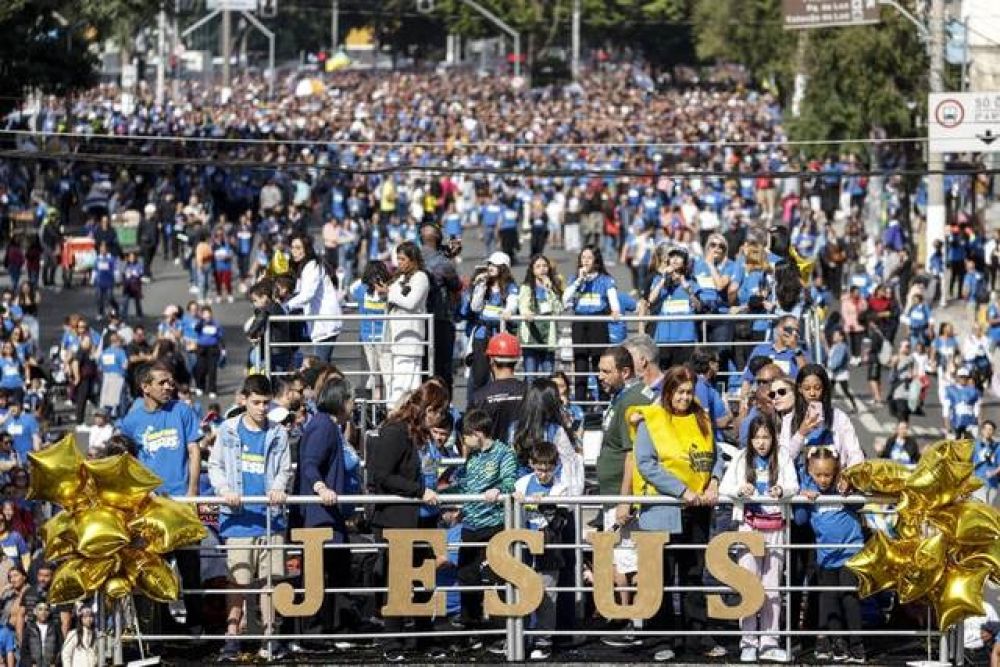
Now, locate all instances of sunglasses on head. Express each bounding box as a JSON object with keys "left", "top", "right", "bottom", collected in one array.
[{"left": 768, "top": 387, "right": 791, "bottom": 399}]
